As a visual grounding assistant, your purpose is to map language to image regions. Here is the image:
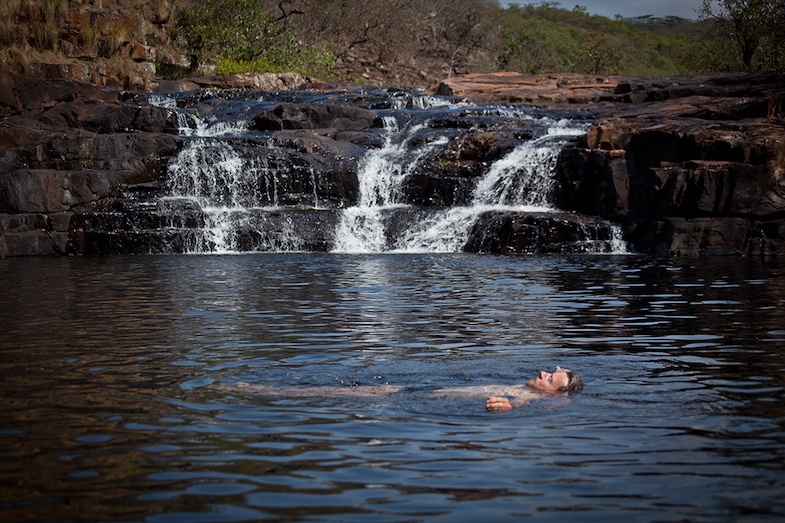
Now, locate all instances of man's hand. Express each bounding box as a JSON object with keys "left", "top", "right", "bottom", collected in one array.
[{"left": 486, "top": 396, "right": 513, "bottom": 411}]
